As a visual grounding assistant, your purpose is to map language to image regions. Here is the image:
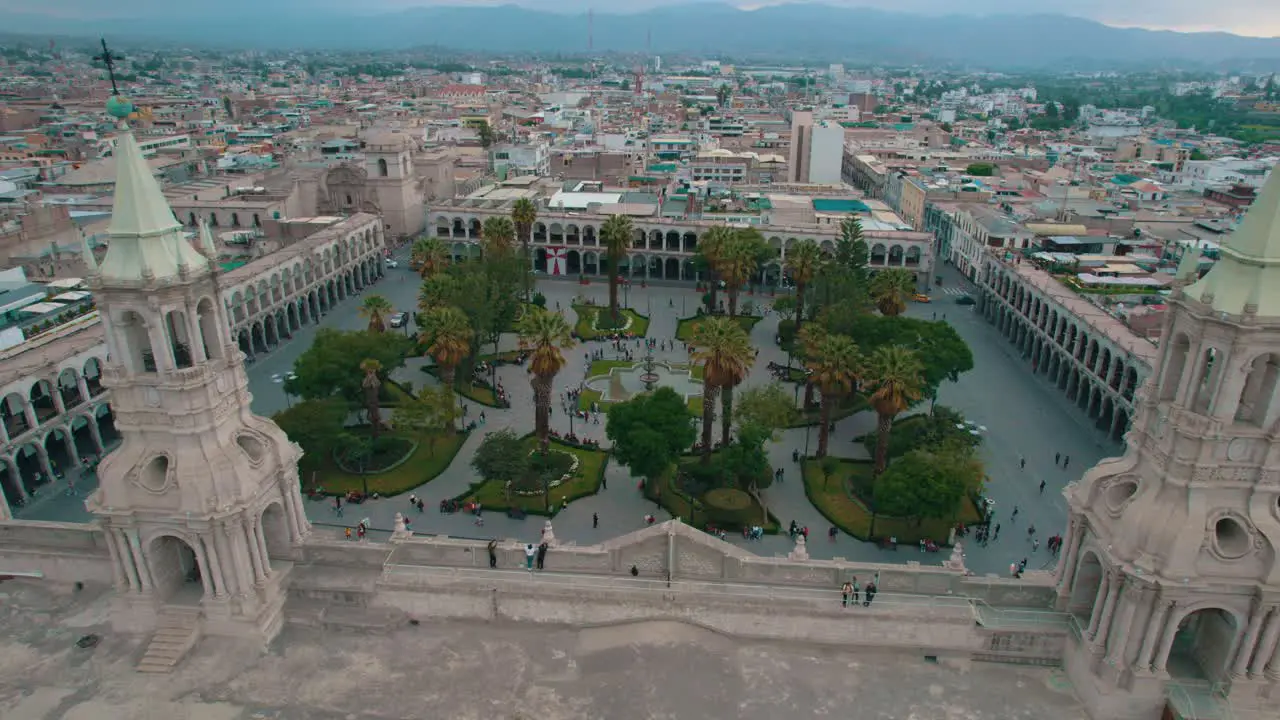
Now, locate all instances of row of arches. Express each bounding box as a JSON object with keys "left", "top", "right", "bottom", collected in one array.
[
  {"left": 0, "top": 357, "right": 105, "bottom": 446},
  {"left": 234, "top": 263, "right": 378, "bottom": 359},
  {"left": 185, "top": 210, "right": 262, "bottom": 230},
  {"left": 1158, "top": 333, "right": 1280, "bottom": 429},
  {"left": 225, "top": 231, "right": 382, "bottom": 327},
  {"left": 0, "top": 404, "right": 117, "bottom": 509},
  {"left": 981, "top": 273, "right": 1145, "bottom": 442}
]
